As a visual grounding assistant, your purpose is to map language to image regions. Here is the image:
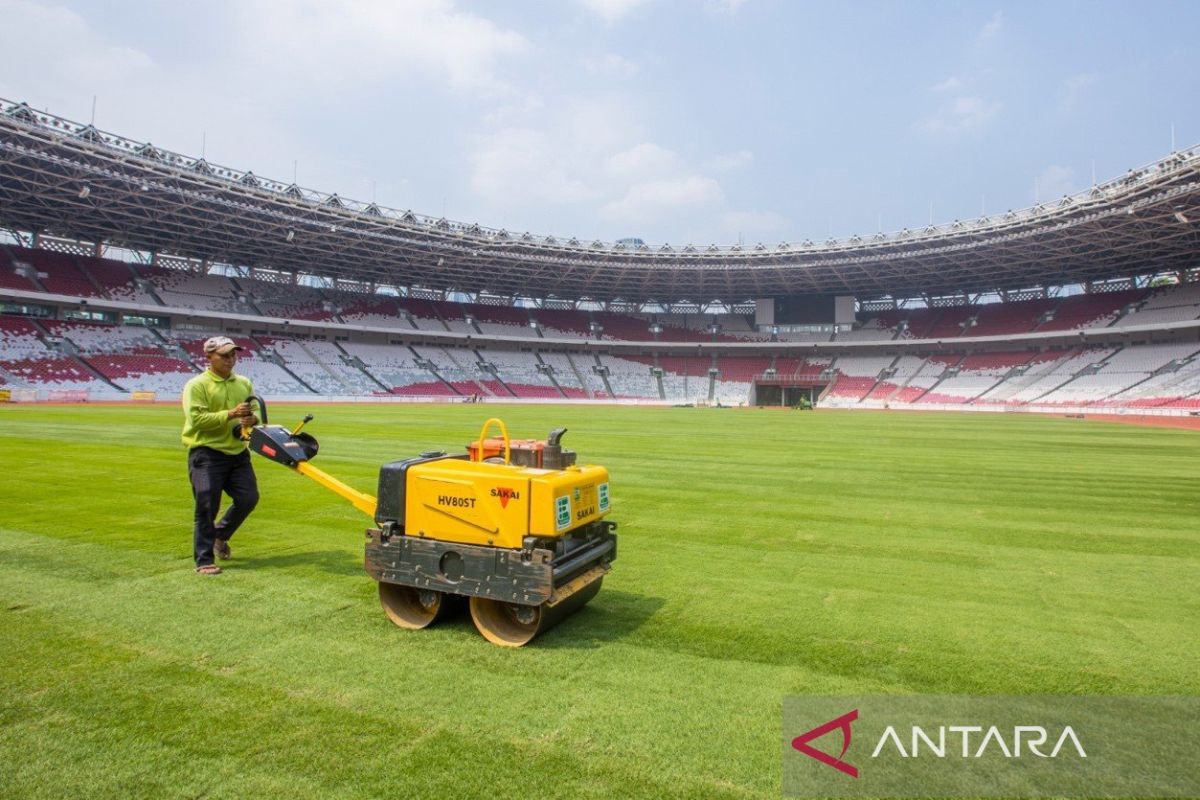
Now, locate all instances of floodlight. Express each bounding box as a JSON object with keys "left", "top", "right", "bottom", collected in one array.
[
  {"left": 285, "top": 230, "right": 295, "bottom": 242},
  {"left": 78, "top": 185, "right": 90, "bottom": 199}
]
